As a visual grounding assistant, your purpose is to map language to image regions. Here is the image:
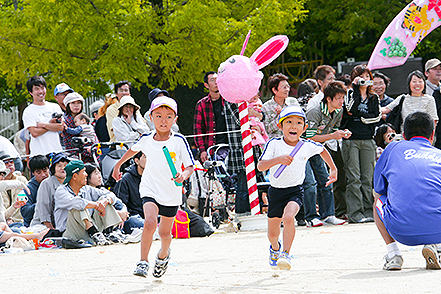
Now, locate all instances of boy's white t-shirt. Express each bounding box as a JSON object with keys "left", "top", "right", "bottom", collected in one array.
[
  {"left": 260, "top": 137, "right": 323, "bottom": 188},
  {"left": 131, "top": 131, "right": 194, "bottom": 206},
  {"left": 22, "top": 102, "right": 63, "bottom": 156}
]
